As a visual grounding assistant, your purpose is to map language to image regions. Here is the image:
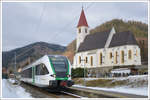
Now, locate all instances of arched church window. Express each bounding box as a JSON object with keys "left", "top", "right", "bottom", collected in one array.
[
  {"left": 110, "top": 52, "right": 112, "bottom": 59},
  {"left": 121, "top": 51, "right": 124, "bottom": 64},
  {"left": 99, "top": 53, "right": 102, "bottom": 65},
  {"left": 85, "top": 57, "right": 88, "bottom": 63},
  {"left": 90, "top": 56, "right": 93, "bottom": 66},
  {"left": 128, "top": 50, "right": 132, "bottom": 59},
  {"left": 115, "top": 51, "right": 118, "bottom": 64},
  {"left": 79, "top": 56, "right": 81, "bottom": 64}
]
